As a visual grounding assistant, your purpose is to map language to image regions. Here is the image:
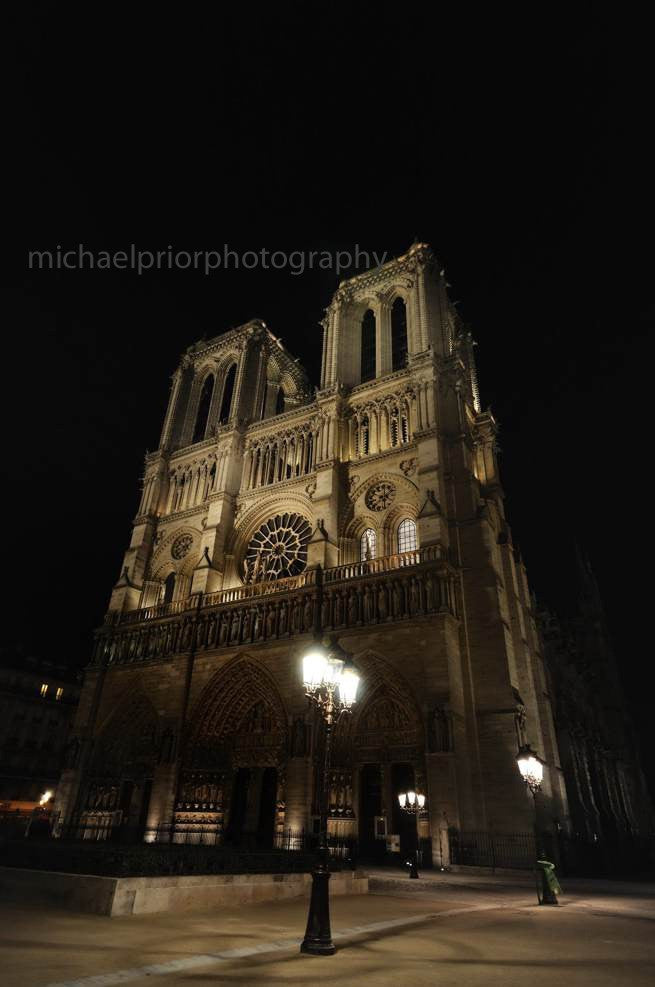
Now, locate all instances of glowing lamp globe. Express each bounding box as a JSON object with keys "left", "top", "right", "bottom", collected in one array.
[
  {"left": 302, "top": 648, "right": 328, "bottom": 690},
  {"left": 338, "top": 660, "right": 360, "bottom": 706},
  {"left": 517, "top": 744, "right": 543, "bottom": 792}
]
